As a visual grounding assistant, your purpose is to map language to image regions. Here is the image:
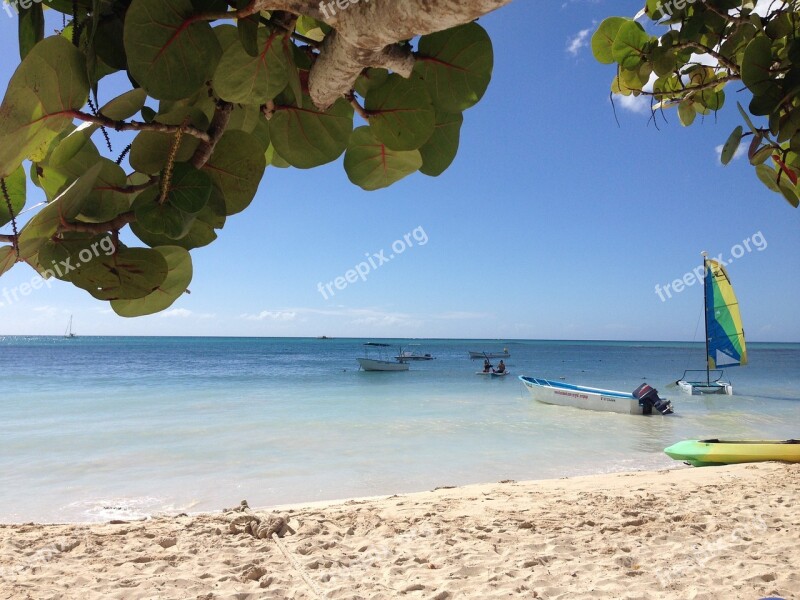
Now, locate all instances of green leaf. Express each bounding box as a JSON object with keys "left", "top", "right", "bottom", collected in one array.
[
  {"left": 592, "top": 17, "right": 629, "bottom": 64},
  {"left": 344, "top": 126, "right": 422, "bottom": 191},
  {"left": 419, "top": 112, "right": 463, "bottom": 177},
  {"left": 612, "top": 21, "right": 652, "bottom": 70},
  {"left": 0, "top": 36, "right": 89, "bottom": 178},
  {"left": 678, "top": 101, "right": 696, "bottom": 127},
  {"left": 19, "top": 3, "right": 44, "bottom": 60},
  {"left": 70, "top": 246, "right": 169, "bottom": 301},
  {"left": 355, "top": 68, "right": 389, "bottom": 98},
  {"left": 414, "top": 22, "right": 493, "bottom": 113},
  {"left": 737, "top": 101, "right": 758, "bottom": 134},
  {"left": 101, "top": 88, "right": 149, "bottom": 120},
  {"left": 779, "top": 180, "right": 800, "bottom": 207},
  {"left": 237, "top": 1, "right": 260, "bottom": 58},
  {"left": 17, "top": 163, "right": 103, "bottom": 261},
  {"left": 35, "top": 136, "right": 130, "bottom": 223},
  {"left": 213, "top": 25, "right": 289, "bottom": 105},
  {"left": 755, "top": 163, "right": 781, "bottom": 193},
  {"left": 366, "top": 75, "right": 435, "bottom": 151},
  {"left": 0, "top": 167, "right": 26, "bottom": 228},
  {"left": 0, "top": 246, "right": 15, "bottom": 277},
  {"left": 129, "top": 107, "right": 208, "bottom": 174},
  {"left": 131, "top": 185, "right": 226, "bottom": 250},
  {"left": 202, "top": 130, "right": 266, "bottom": 215},
  {"left": 741, "top": 35, "right": 774, "bottom": 97},
  {"left": 167, "top": 163, "right": 212, "bottom": 214},
  {"left": 269, "top": 96, "right": 353, "bottom": 169},
  {"left": 124, "top": 0, "right": 222, "bottom": 100},
  {"left": 721, "top": 125, "right": 743, "bottom": 165},
  {"left": 133, "top": 188, "right": 196, "bottom": 240},
  {"left": 111, "top": 246, "right": 193, "bottom": 317}
]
